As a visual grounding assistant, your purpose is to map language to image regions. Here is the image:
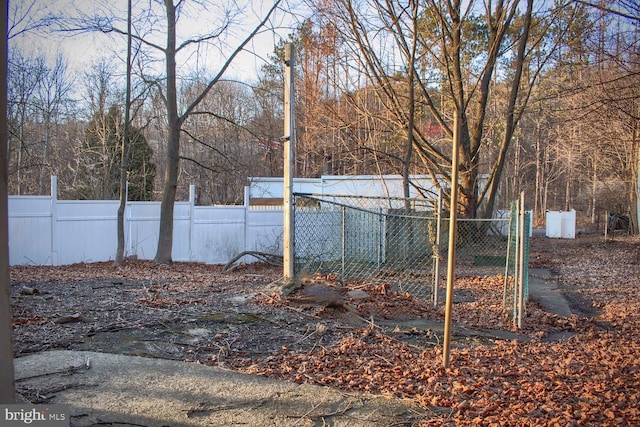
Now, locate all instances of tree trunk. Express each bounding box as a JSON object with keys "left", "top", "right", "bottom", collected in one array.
[
  {"left": 38, "top": 116, "right": 50, "bottom": 195},
  {"left": 16, "top": 109, "right": 25, "bottom": 194},
  {"left": 591, "top": 161, "right": 597, "bottom": 225},
  {"left": 403, "top": 0, "right": 418, "bottom": 201},
  {"left": 155, "top": 128, "right": 179, "bottom": 263},
  {"left": 148, "top": 0, "right": 280, "bottom": 262},
  {"left": 628, "top": 115, "right": 639, "bottom": 234},
  {"left": 565, "top": 148, "right": 572, "bottom": 211},
  {"left": 458, "top": 161, "right": 478, "bottom": 218},
  {"left": 116, "top": 0, "right": 133, "bottom": 265},
  {"left": 481, "top": 0, "right": 533, "bottom": 218},
  {"left": 0, "top": 0, "right": 16, "bottom": 401},
  {"left": 513, "top": 134, "right": 521, "bottom": 201},
  {"left": 154, "top": 0, "right": 179, "bottom": 264},
  {"left": 543, "top": 171, "right": 549, "bottom": 216},
  {"left": 535, "top": 127, "right": 543, "bottom": 221}
]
